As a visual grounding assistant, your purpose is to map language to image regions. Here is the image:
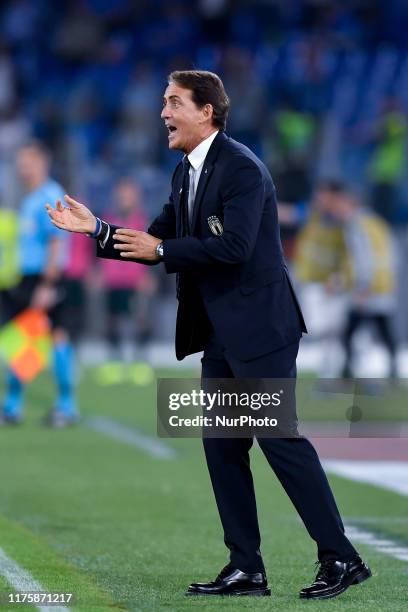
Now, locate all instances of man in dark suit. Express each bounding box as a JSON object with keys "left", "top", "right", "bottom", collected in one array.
[{"left": 46, "top": 70, "right": 371, "bottom": 600}]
